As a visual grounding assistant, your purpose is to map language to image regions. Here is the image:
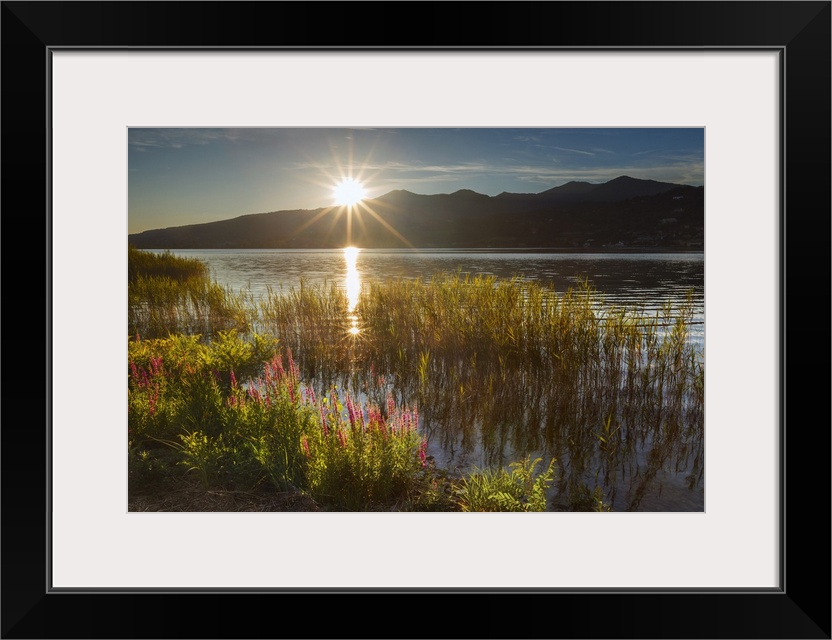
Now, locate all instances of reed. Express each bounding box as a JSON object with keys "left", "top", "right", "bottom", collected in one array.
[
  {"left": 128, "top": 247, "right": 254, "bottom": 339},
  {"left": 256, "top": 280, "right": 354, "bottom": 376},
  {"left": 128, "top": 245, "right": 208, "bottom": 282}
]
